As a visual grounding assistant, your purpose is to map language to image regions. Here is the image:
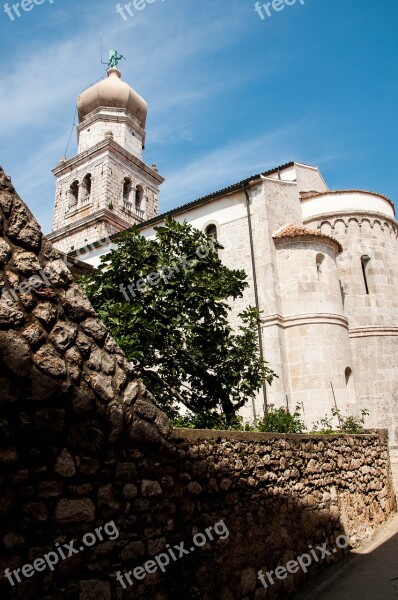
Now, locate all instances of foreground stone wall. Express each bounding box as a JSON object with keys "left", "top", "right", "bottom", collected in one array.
[
  {"left": 0, "top": 427, "right": 395, "bottom": 600},
  {"left": 0, "top": 167, "right": 396, "bottom": 600}
]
